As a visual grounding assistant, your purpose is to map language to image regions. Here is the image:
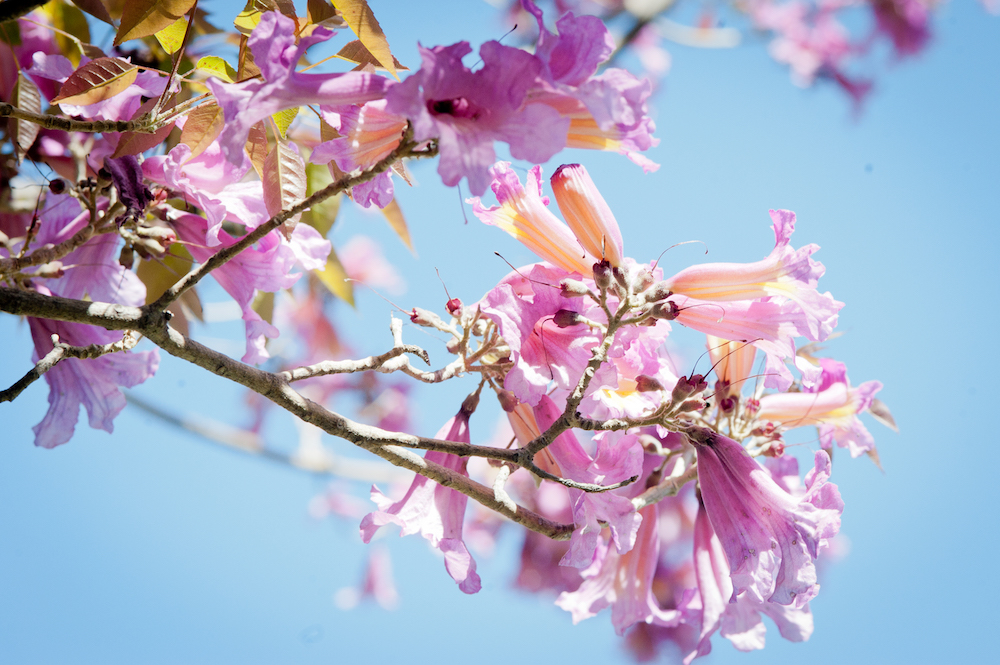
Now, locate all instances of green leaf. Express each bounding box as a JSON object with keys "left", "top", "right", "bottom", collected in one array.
[
  {"left": 52, "top": 57, "right": 139, "bottom": 106},
  {"left": 271, "top": 106, "right": 299, "bottom": 139},
  {"left": 154, "top": 15, "right": 188, "bottom": 54},
  {"left": 115, "top": 0, "right": 197, "bottom": 45},
  {"left": 303, "top": 162, "right": 341, "bottom": 237},
  {"left": 314, "top": 246, "right": 354, "bottom": 306},
  {"left": 196, "top": 55, "right": 238, "bottom": 83}
]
